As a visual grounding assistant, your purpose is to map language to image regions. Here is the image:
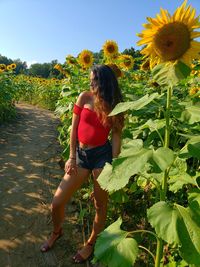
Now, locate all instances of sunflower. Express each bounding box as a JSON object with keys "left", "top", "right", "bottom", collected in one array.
[
  {"left": 107, "top": 63, "right": 123, "bottom": 78},
  {"left": 191, "top": 70, "right": 199, "bottom": 76},
  {"left": 137, "top": 0, "right": 200, "bottom": 68},
  {"left": 103, "top": 40, "right": 119, "bottom": 58},
  {"left": 189, "top": 86, "right": 199, "bottom": 96},
  {"left": 118, "top": 54, "right": 134, "bottom": 70},
  {"left": 11, "top": 63, "right": 16, "bottom": 69},
  {"left": 0, "top": 64, "right": 6, "bottom": 71},
  {"left": 54, "top": 64, "right": 63, "bottom": 72},
  {"left": 140, "top": 59, "right": 150, "bottom": 71},
  {"left": 78, "top": 50, "right": 93, "bottom": 69},
  {"left": 66, "top": 55, "right": 77, "bottom": 65},
  {"left": 7, "top": 64, "right": 12, "bottom": 71}
]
